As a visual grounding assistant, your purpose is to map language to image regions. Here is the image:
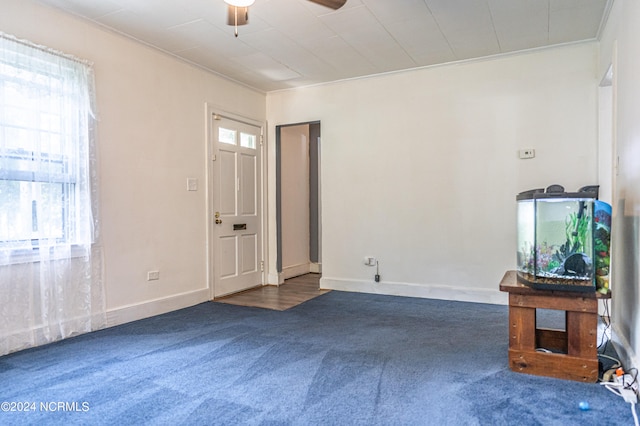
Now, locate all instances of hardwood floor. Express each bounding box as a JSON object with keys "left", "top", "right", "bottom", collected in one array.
[{"left": 214, "top": 273, "right": 329, "bottom": 311}]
